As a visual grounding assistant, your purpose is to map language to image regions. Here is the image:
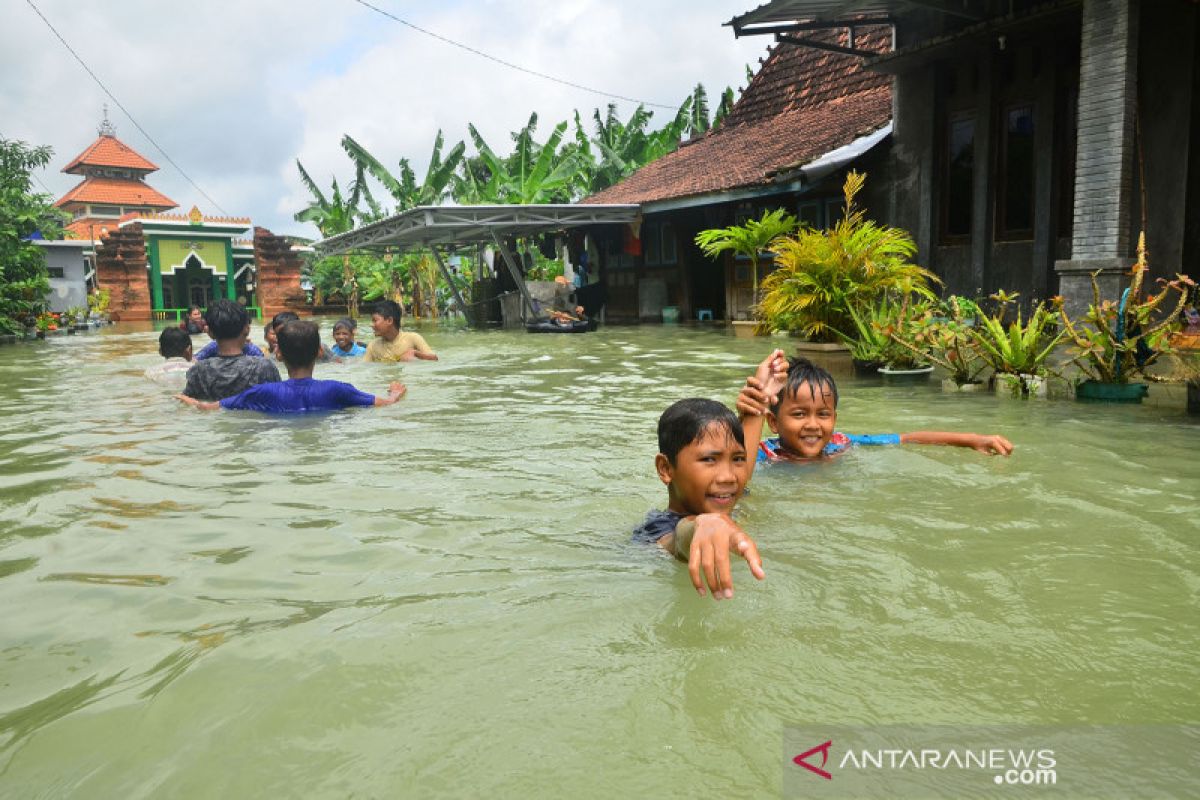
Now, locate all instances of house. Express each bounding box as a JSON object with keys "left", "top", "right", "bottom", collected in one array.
[
  {"left": 582, "top": 25, "right": 895, "bottom": 323},
  {"left": 726, "top": 0, "right": 1200, "bottom": 314}
]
